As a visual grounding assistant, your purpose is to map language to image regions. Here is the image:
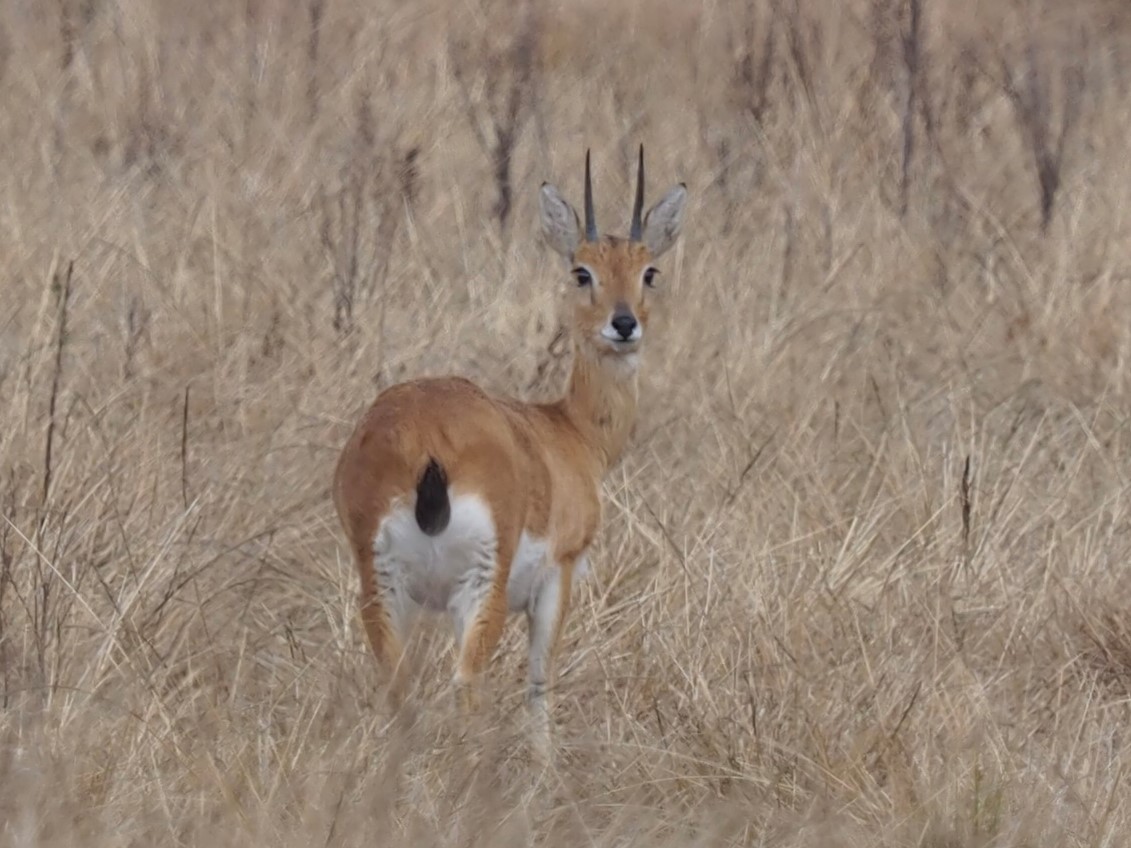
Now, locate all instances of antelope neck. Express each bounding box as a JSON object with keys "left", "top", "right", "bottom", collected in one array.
[{"left": 557, "top": 343, "right": 640, "bottom": 472}]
